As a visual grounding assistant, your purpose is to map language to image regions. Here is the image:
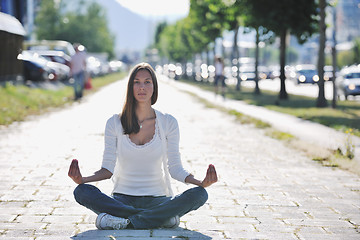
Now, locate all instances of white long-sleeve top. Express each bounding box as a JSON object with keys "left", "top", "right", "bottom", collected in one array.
[{"left": 101, "top": 109, "right": 190, "bottom": 197}]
